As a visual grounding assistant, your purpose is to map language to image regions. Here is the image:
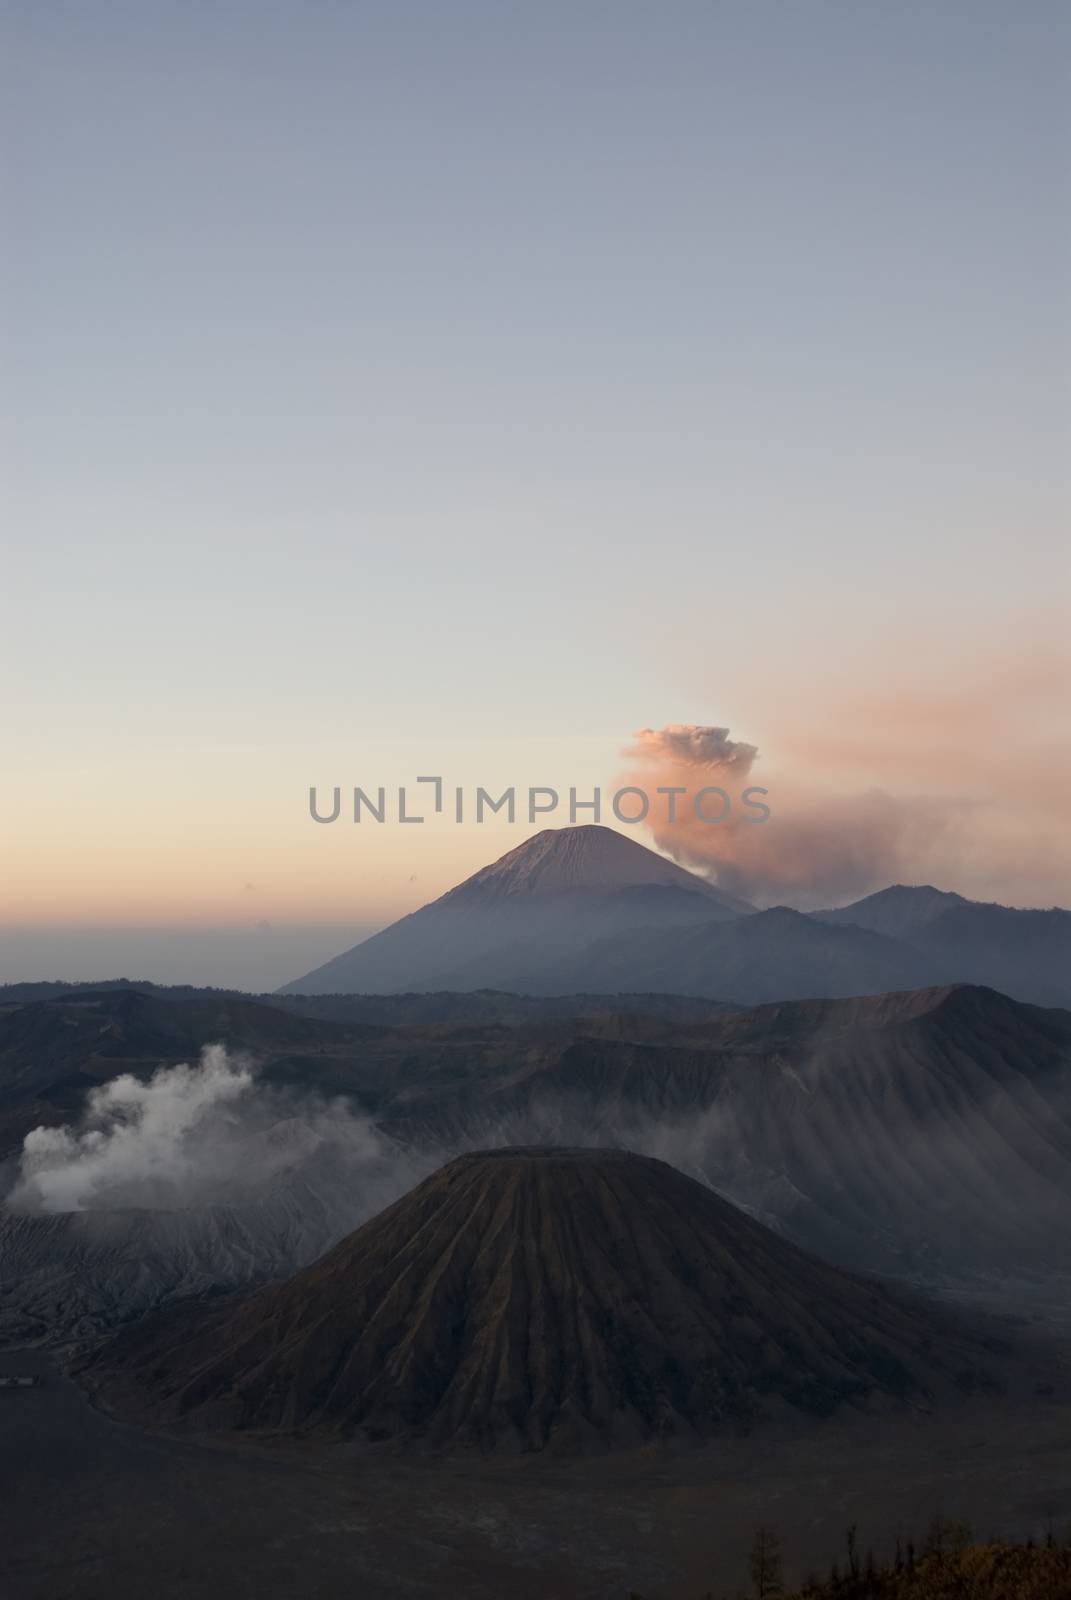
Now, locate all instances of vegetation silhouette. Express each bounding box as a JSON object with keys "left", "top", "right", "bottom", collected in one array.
[{"left": 628, "top": 1522, "right": 1071, "bottom": 1598}]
